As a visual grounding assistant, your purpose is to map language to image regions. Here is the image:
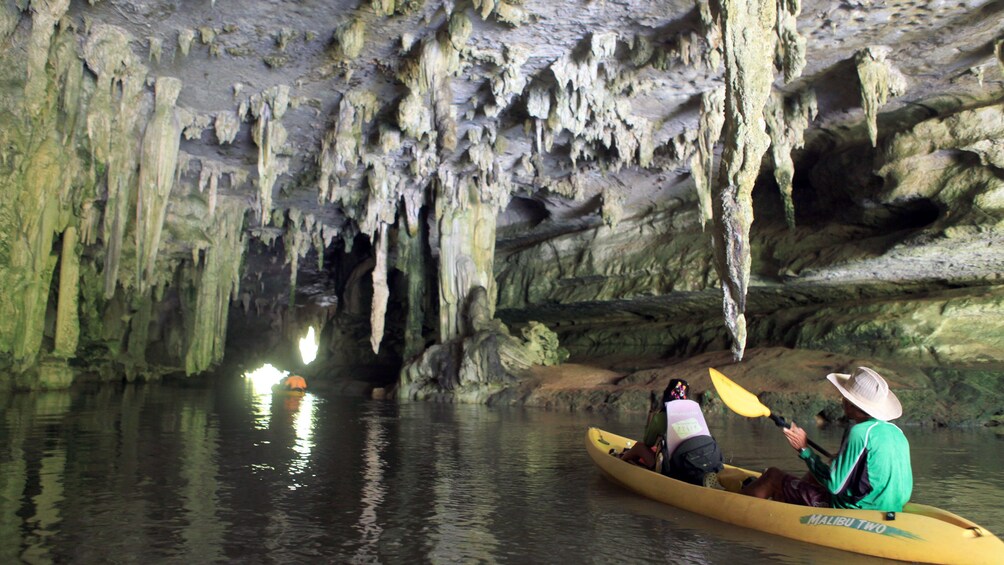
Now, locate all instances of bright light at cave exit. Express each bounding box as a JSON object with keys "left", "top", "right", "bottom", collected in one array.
[
  {"left": 243, "top": 363, "right": 288, "bottom": 394},
  {"left": 299, "top": 326, "right": 318, "bottom": 365}
]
